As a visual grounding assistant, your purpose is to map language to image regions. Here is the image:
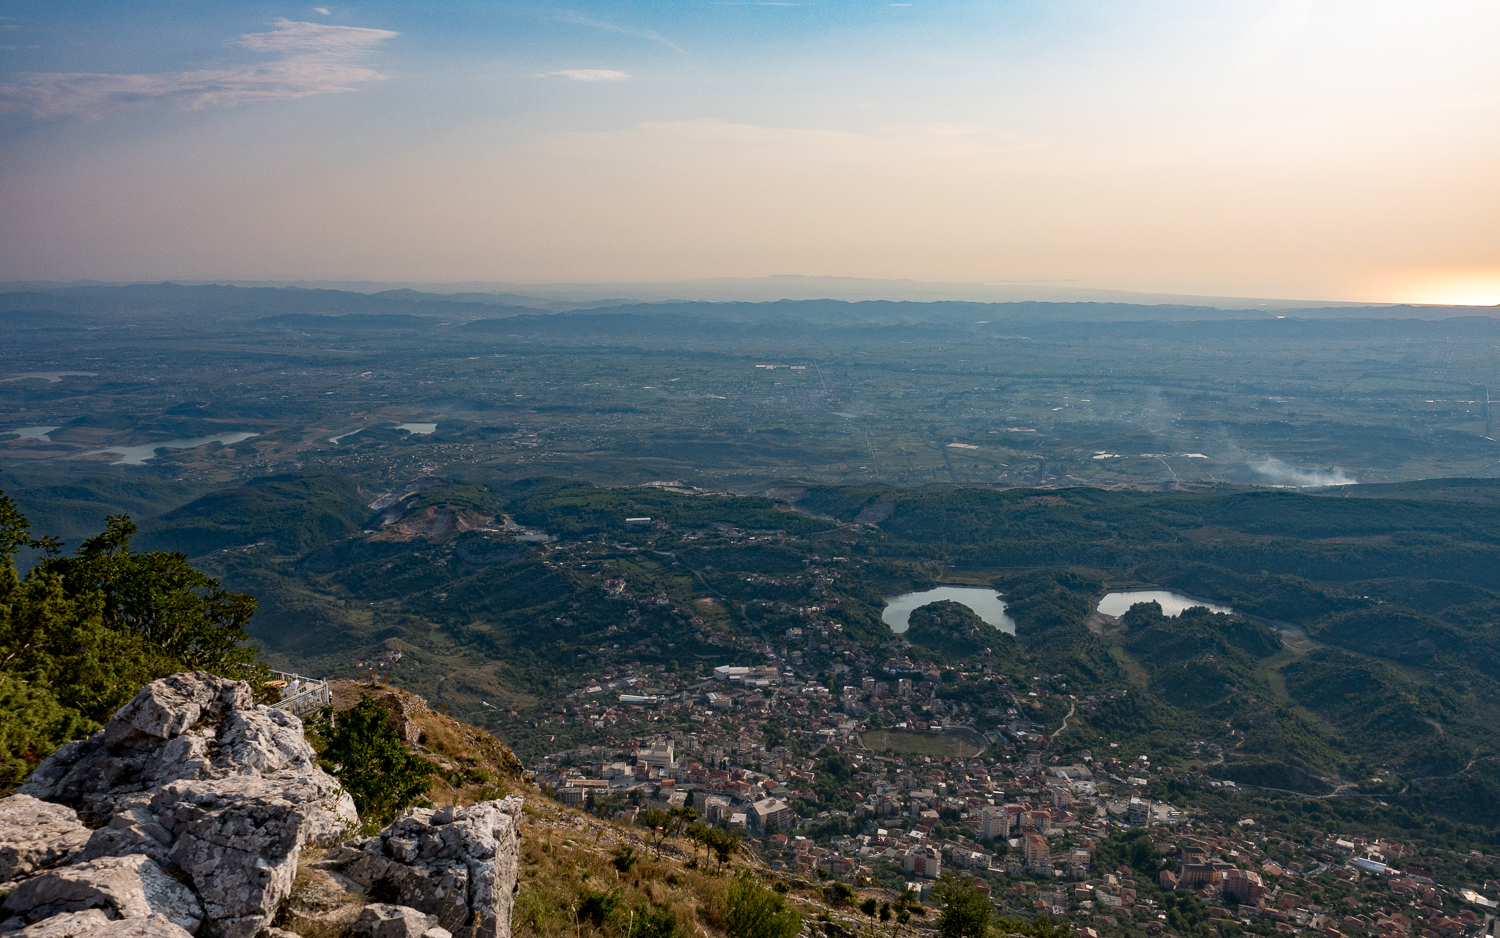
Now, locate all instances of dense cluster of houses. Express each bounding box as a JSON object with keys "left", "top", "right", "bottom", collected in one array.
[{"left": 525, "top": 565, "right": 1500, "bottom": 938}]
